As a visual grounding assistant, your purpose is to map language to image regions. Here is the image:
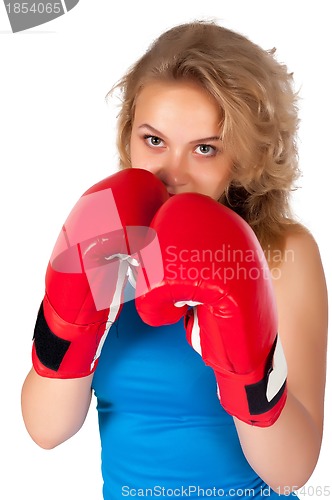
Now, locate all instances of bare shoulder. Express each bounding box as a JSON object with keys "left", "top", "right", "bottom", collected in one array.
[
  {"left": 271, "top": 221, "right": 328, "bottom": 343},
  {"left": 269, "top": 222, "right": 326, "bottom": 286},
  {"left": 270, "top": 223, "right": 328, "bottom": 430},
  {"left": 272, "top": 222, "right": 328, "bottom": 336}
]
